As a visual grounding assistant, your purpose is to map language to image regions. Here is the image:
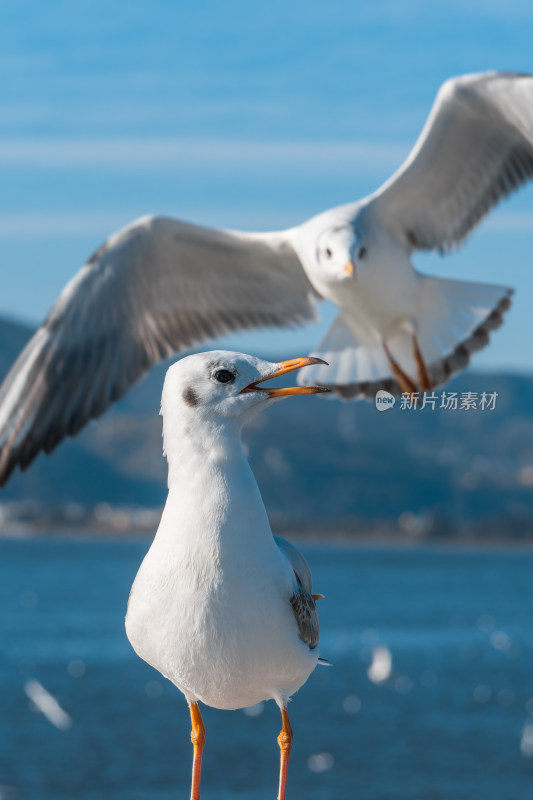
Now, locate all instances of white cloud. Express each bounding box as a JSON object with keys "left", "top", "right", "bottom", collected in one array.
[
  {"left": 0, "top": 211, "right": 130, "bottom": 239},
  {"left": 485, "top": 211, "right": 533, "bottom": 233},
  {"left": 0, "top": 137, "right": 407, "bottom": 171},
  {"left": 0, "top": 208, "right": 309, "bottom": 239}
]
